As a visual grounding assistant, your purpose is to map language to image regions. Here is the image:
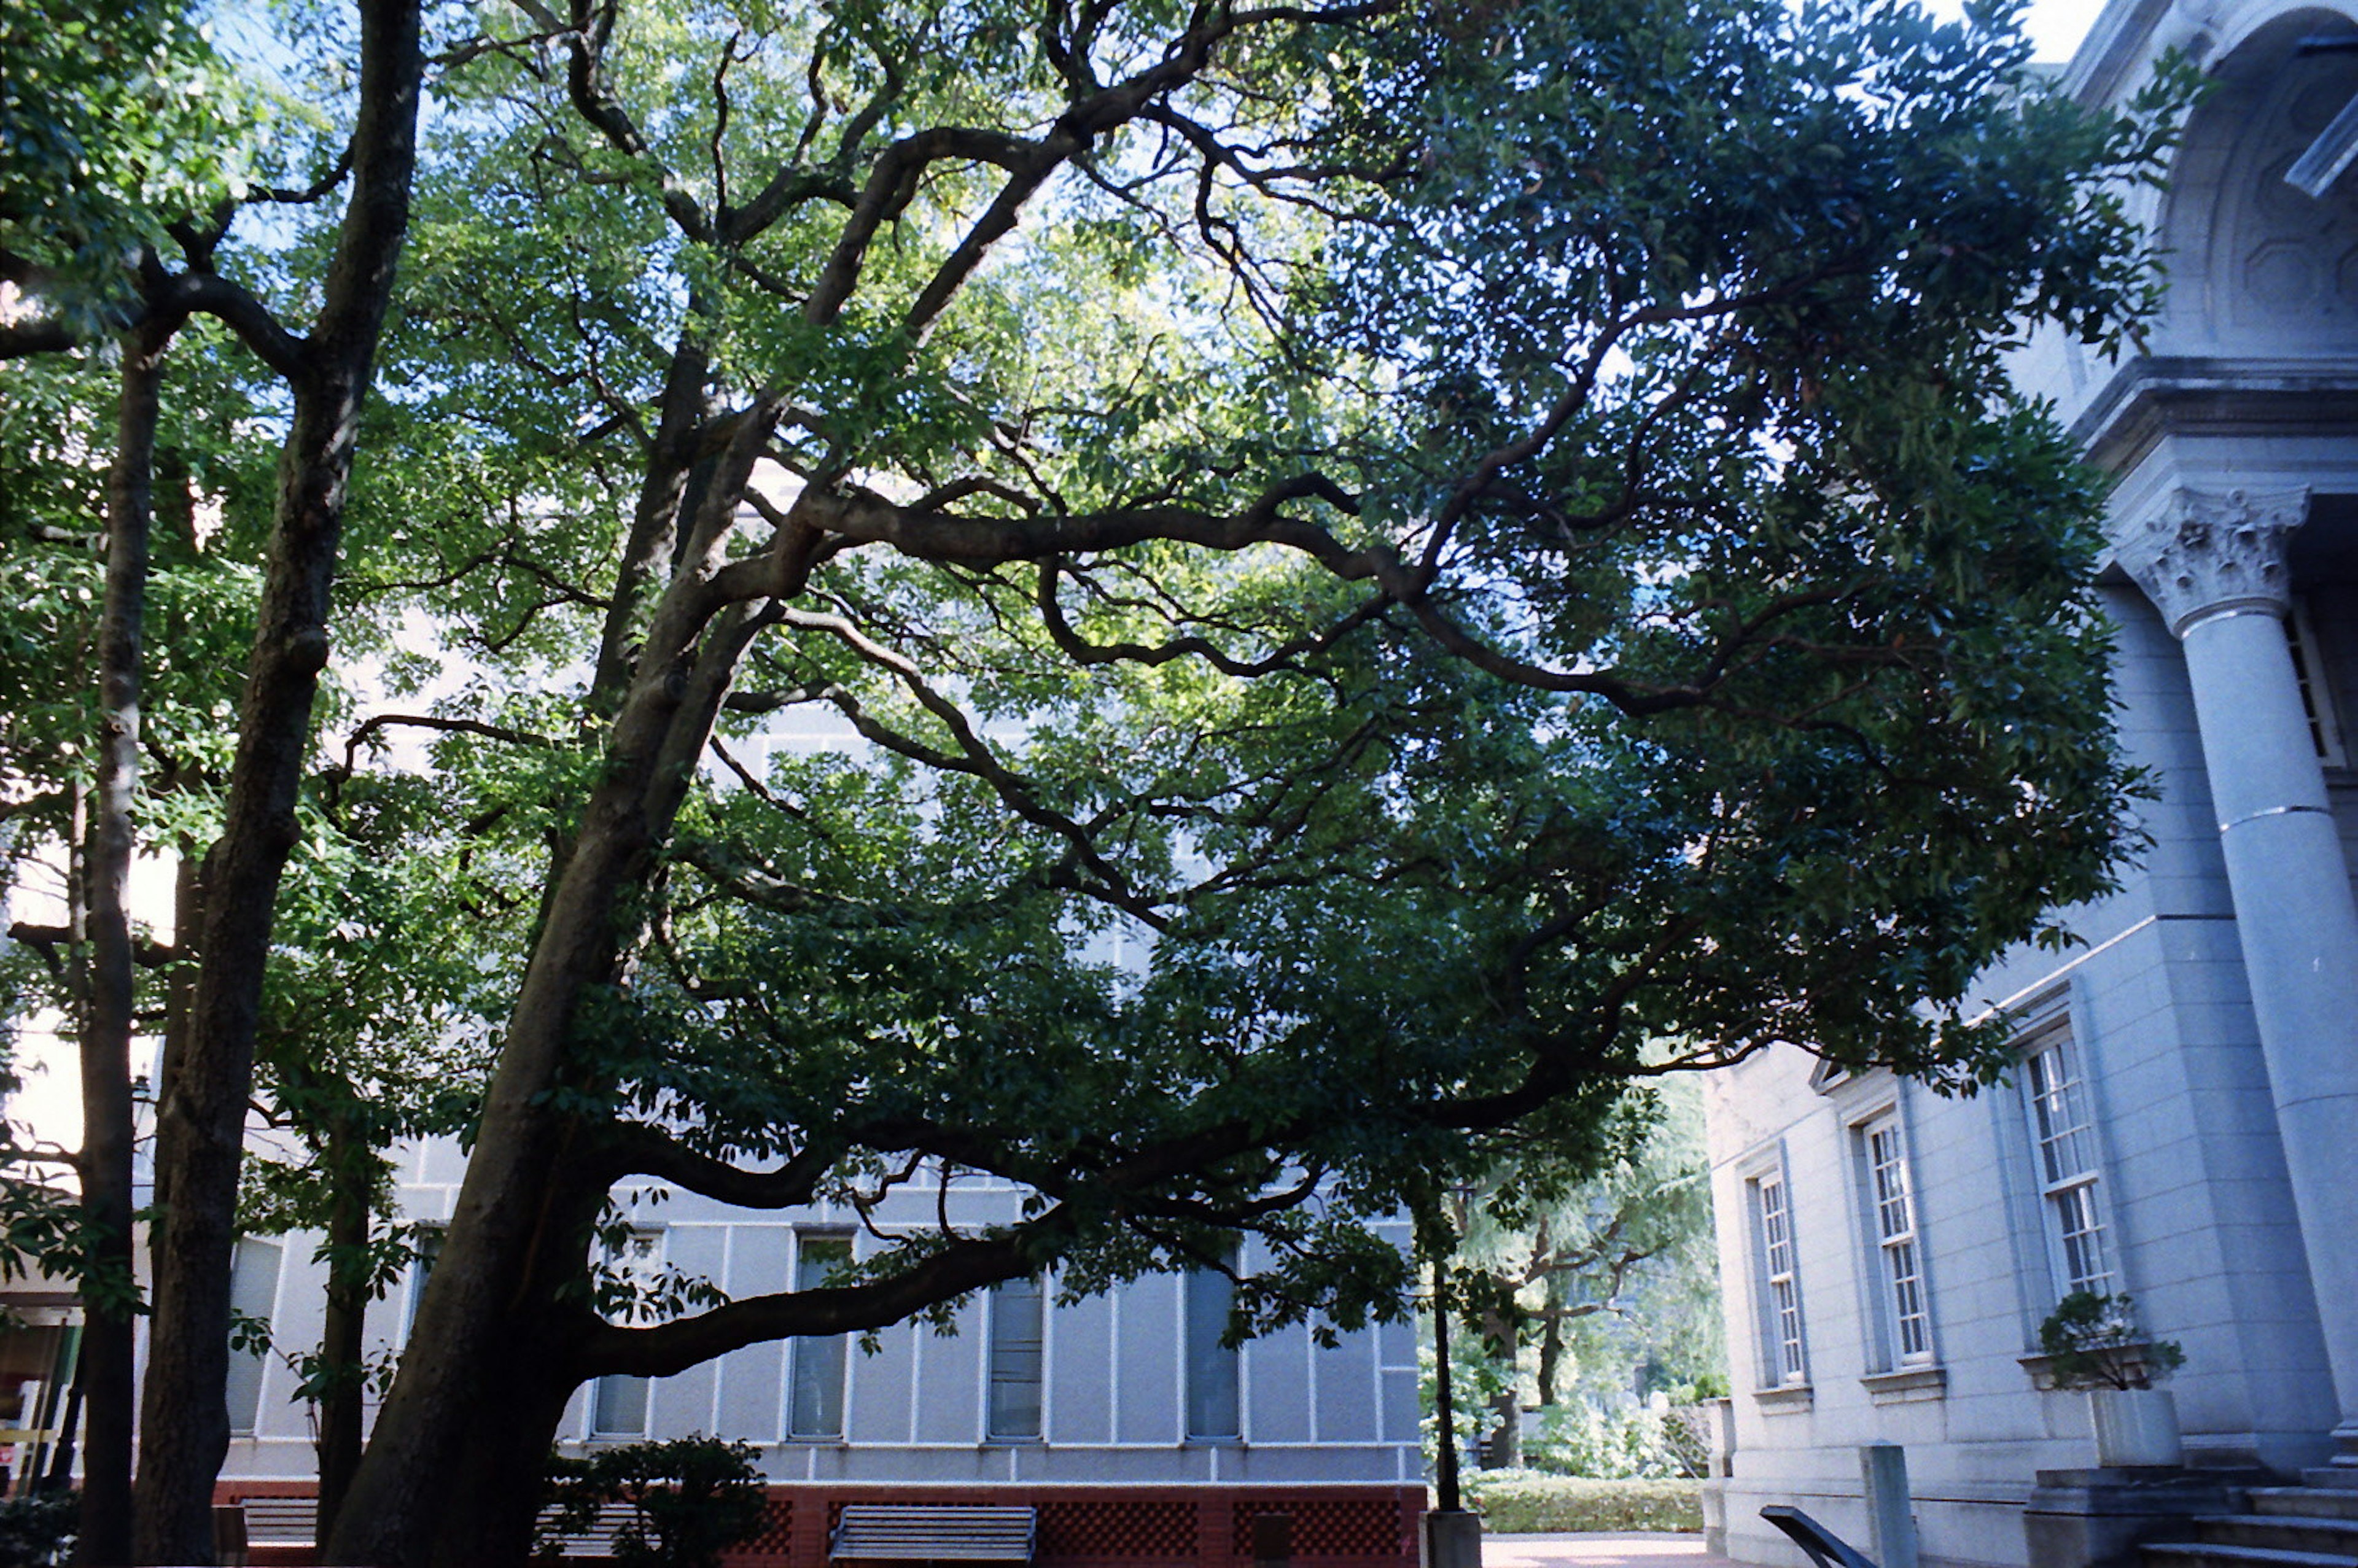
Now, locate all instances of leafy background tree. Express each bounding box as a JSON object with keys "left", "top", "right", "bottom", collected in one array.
[
  {"left": 0, "top": 0, "right": 2191, "bottom": 1562},
  {"left": 1451, "top": 1082, "right": 1724, "bottom": 1473}
]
